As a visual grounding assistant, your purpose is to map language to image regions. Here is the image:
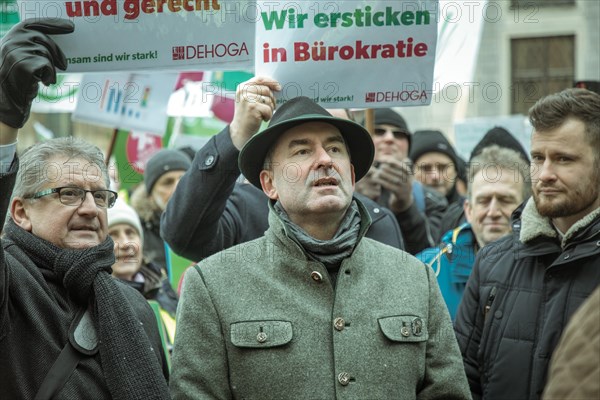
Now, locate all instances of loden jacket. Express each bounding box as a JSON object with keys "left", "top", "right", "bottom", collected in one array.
[{"left": 170, "top": 200, "right": 471, "bottom": 400}]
